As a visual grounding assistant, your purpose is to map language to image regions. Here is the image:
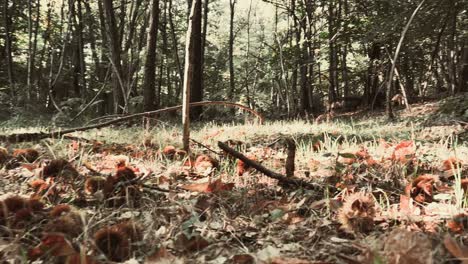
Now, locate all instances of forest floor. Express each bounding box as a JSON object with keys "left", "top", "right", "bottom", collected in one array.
[{"left": 0, "top": 93, "right": 467, "bottom": 263}]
